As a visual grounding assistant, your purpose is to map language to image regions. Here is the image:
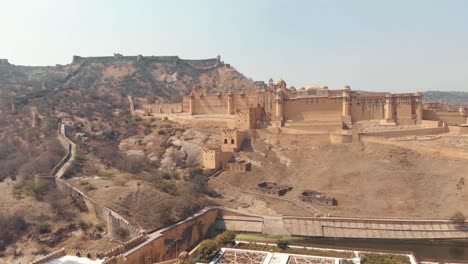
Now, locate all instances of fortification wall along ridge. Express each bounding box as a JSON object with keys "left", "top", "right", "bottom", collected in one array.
[
  {"left": 71, "top": 55, "right": 222, "bottom": 70},
  {"left": 52, "top": 123, "right": 143, "bottom": 241}
]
